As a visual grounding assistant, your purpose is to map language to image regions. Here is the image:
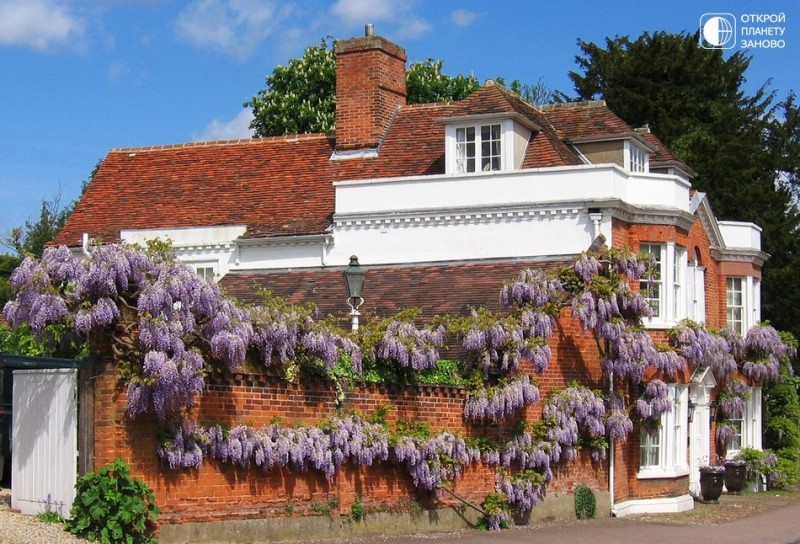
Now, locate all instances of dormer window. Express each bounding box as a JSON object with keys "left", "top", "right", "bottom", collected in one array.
[
  {"left": 456, "top": 124, "right": 502, "bottom": 172},
  {"left": 444, "top": 116, "right": 535, "bottom": 175},
  {"left": 627, "top": 142, "right": 649, "bottom": 173}
]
